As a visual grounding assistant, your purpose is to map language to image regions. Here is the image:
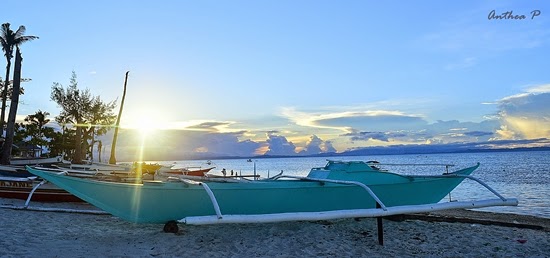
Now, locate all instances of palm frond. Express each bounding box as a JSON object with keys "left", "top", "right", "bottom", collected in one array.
[
  {"left": 0, "top": 23, "right": 11, "bottom": 38},
  {"left": 17, "top": 36, "right": 39, "bottom": 44},
  {"left": 14, "top": 25, "right": 26, "bottom": 38},
  {"left": 0, "top": 23, "right": 14, "bottom": 58}
]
